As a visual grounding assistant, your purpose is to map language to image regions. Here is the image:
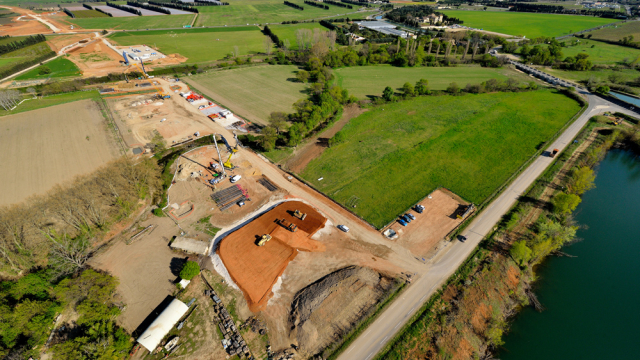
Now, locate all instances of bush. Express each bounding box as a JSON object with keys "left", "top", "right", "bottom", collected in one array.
[
  {"left": 152, "top": 208, "right": 164, "bottom": 217},
  {"left": 180, "top": 261, "right": 200, "bottom": 280}
]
